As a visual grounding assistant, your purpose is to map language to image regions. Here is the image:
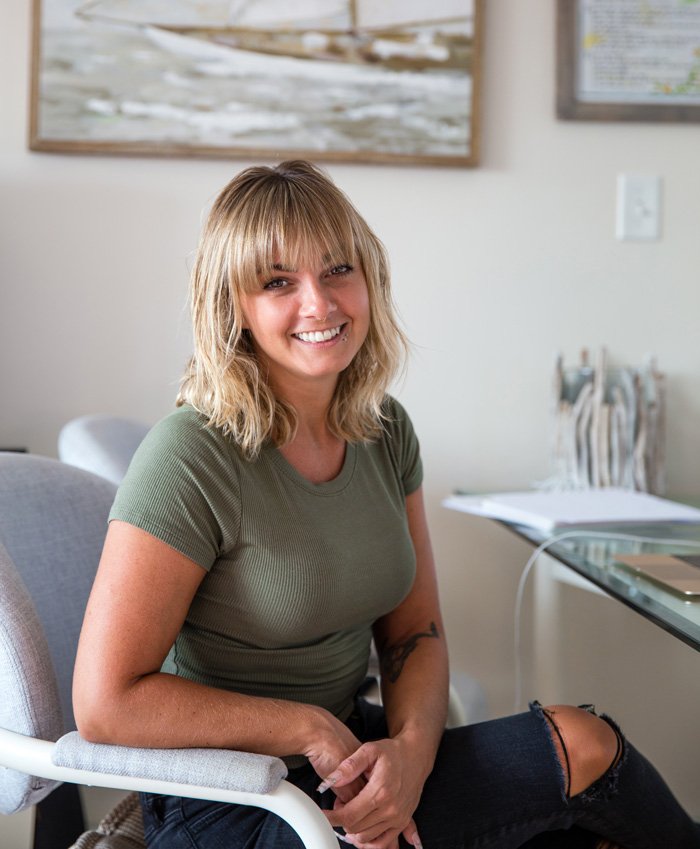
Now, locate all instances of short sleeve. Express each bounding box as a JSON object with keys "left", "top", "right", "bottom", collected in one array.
[
  {"left": 383, "top": 397, "right": 423, "bottom": 496},
  {"left": 109, "top": 407, "right": 241, "bottom": 570}
]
